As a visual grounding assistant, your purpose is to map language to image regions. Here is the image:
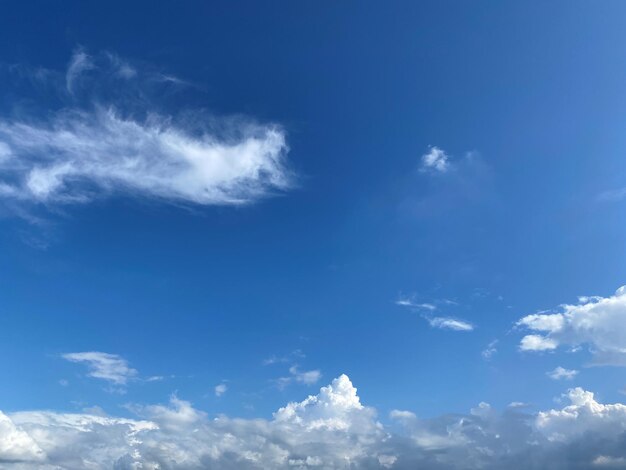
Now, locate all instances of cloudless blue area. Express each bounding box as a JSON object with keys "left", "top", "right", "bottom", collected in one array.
[{"left": 2, "top": 1, "right": 626, "bottom": 418}]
